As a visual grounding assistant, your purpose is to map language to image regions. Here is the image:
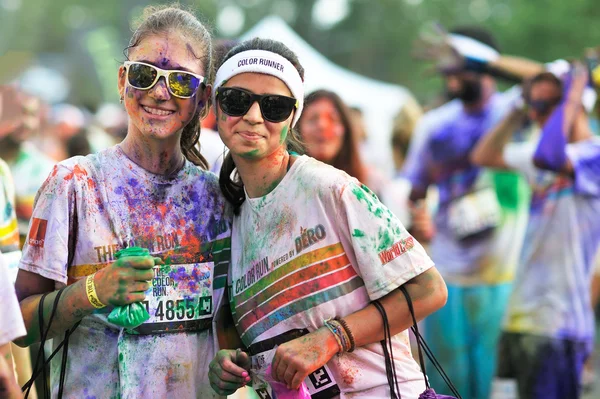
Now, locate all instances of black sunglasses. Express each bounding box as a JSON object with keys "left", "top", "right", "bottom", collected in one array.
[
  {"left": 124, "top": 61, "right": 205, "bottom": 99},
  {"left": 216, "top": 87, "right": 297, "bottom": 123}
]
